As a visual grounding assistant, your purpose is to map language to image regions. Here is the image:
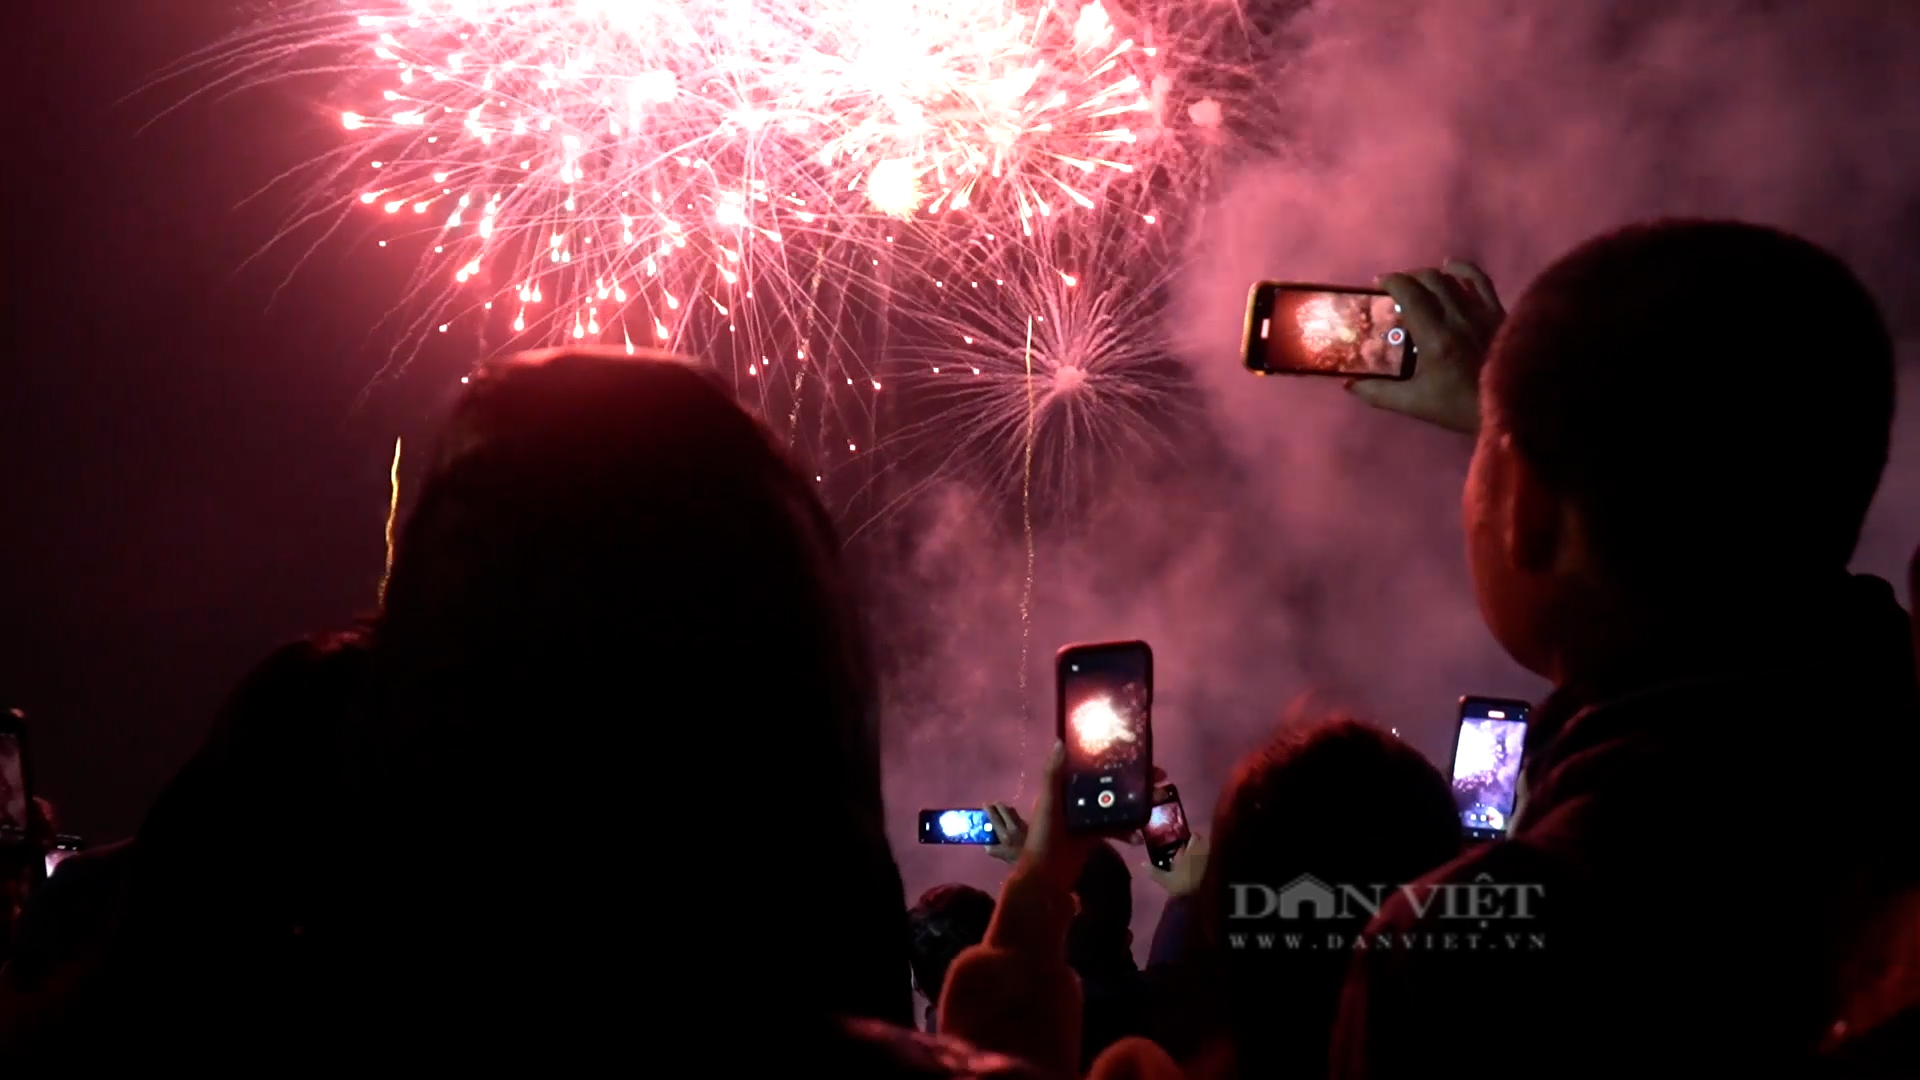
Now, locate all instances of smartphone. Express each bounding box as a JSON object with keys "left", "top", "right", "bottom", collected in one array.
[
  {"left": 918, "top": 808, "right": 997, "bottom": 845},
  {"left": 1057, "top": 640, "right": 1153, "bottom": 834},
  {"left": 44, "top": 835, "right": 83, "bottom": 879},
  {"left": 0, "top": 709, "right": 30, "bottom": 851},
  {"left": 1450, "top": 696, "right": 1530, "bottom": 842},
  {"left": 1243, "top": 281, "right": 1415, "bottom": 380},
  {"left": 1143, "top": 784, "right": 1191, "bottom": 871}
]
